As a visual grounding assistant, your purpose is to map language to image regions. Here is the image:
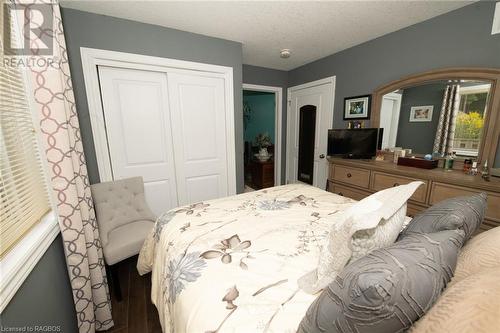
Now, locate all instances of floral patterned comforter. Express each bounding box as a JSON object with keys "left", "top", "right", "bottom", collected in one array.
[{"left": 138, "top": 184, "right": 355, "bottom": 333}]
